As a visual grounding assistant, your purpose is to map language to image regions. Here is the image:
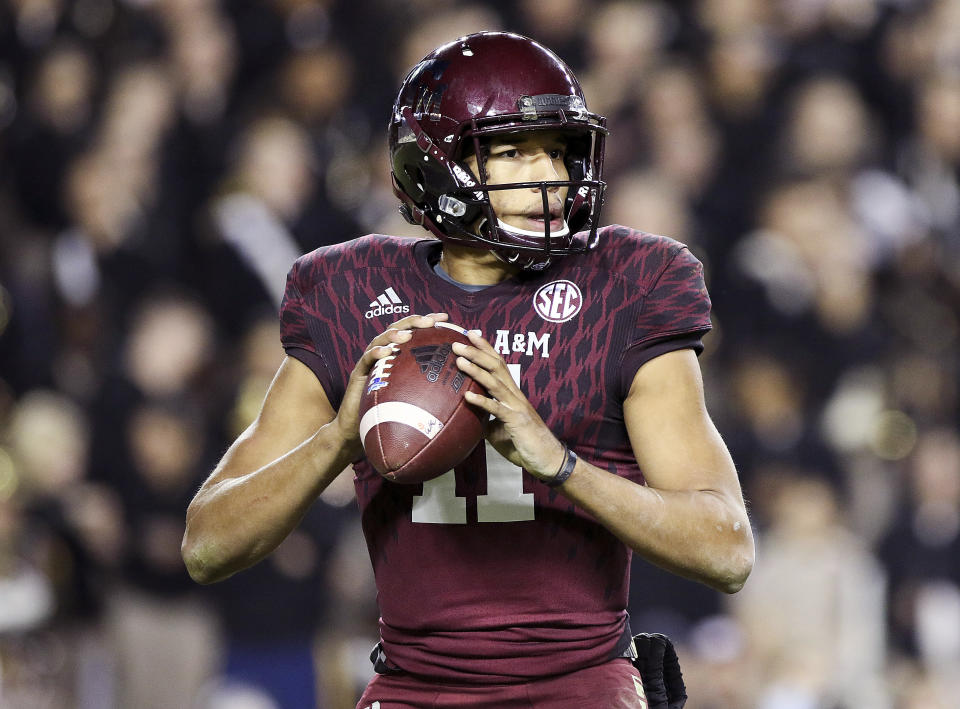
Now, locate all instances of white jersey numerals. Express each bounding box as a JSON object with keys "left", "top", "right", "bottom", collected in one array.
[{"left": 412, "top": 364, "right": 536, "bottom": 524}]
